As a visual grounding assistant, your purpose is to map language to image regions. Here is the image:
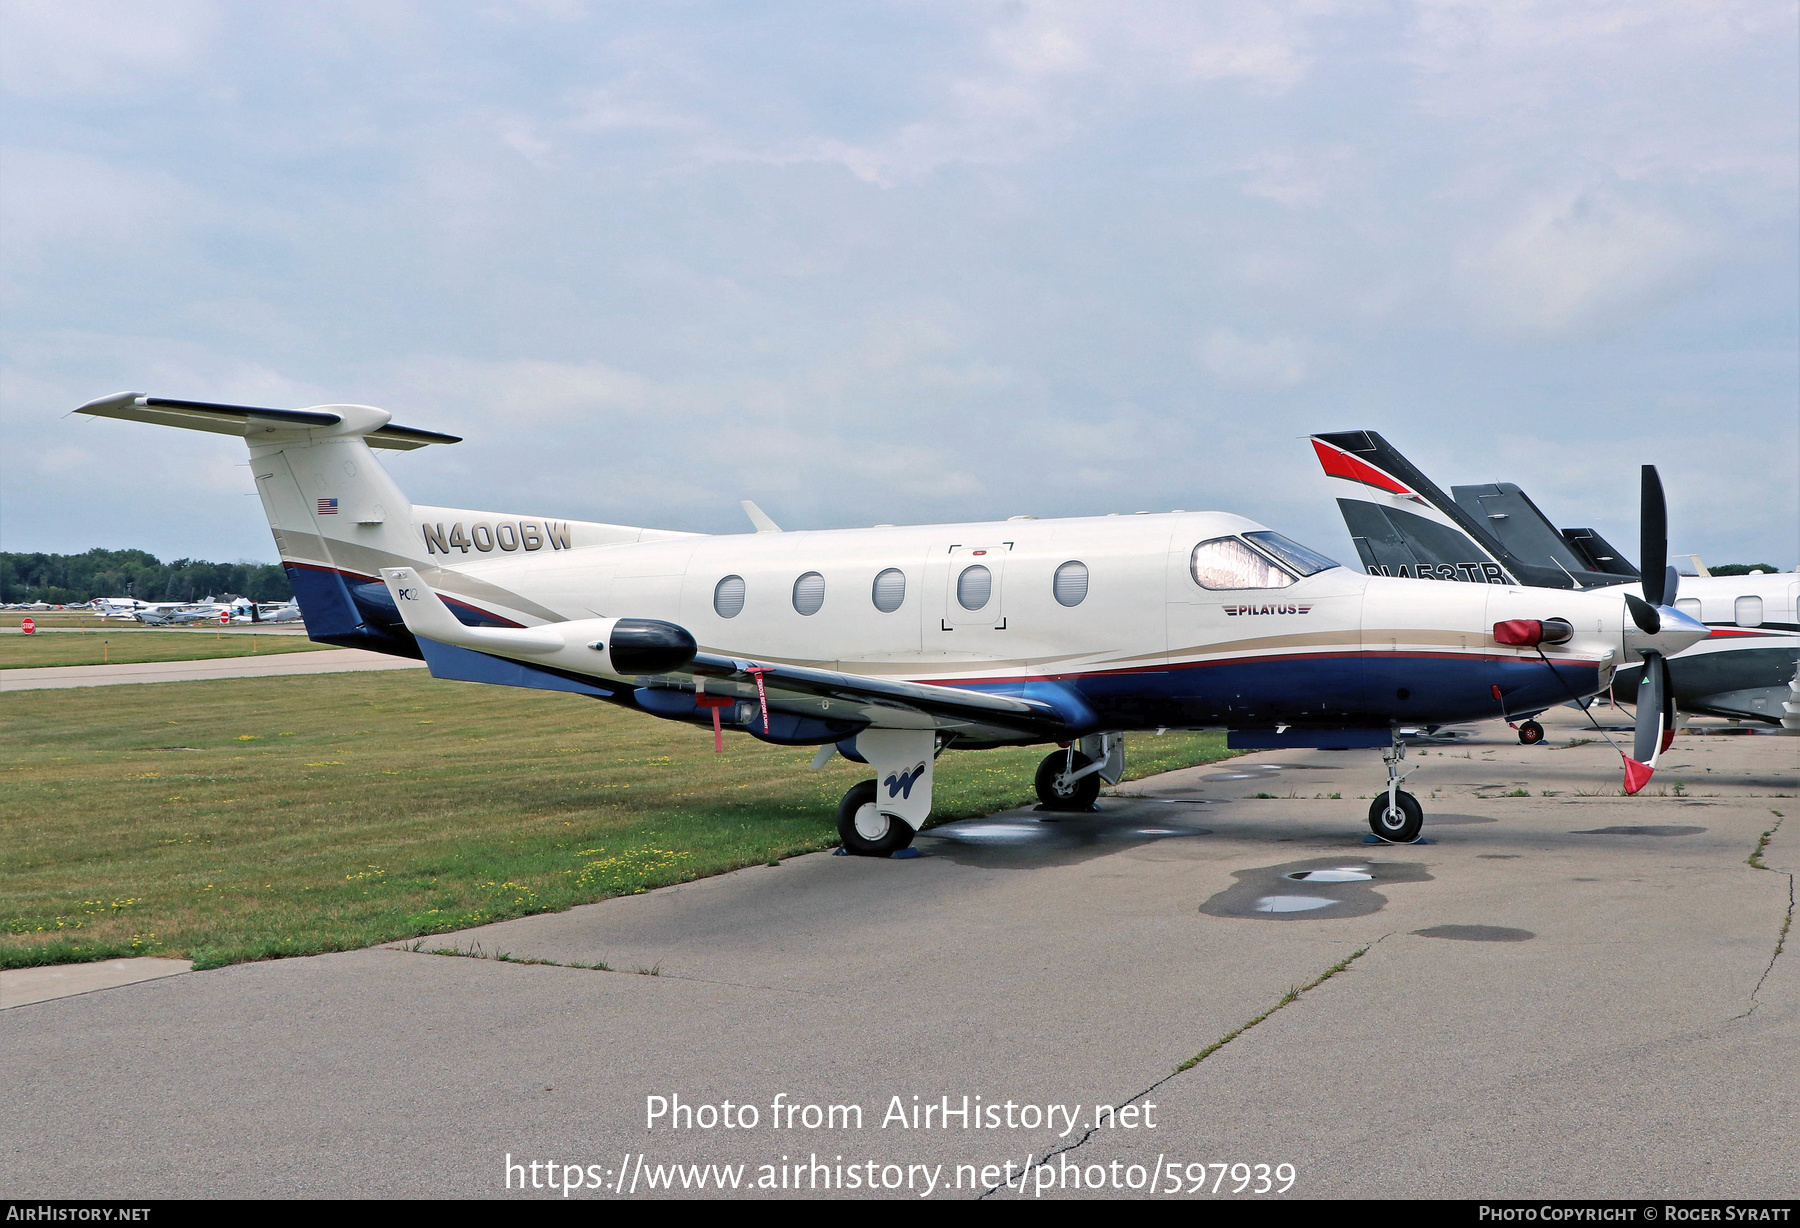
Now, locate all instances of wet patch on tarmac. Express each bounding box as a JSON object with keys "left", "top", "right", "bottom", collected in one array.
[
  {"left": 1200, "top": 856, "right": 1433, "bottom": 921},
  {"left": 1413, "top": 925, "right": 1535, "bottom": 942},
  {"left": 1478, "top": 854, "right": 1521, "bottom": 859},
  {"left": 1200, "top": 763, "right": 1338, "bottom": 781},
  {"left": 920, "top": 808, "right": 1211, "bottom": 868},
  {"left": 1203, "top": 765, "right": 1283, "bottom": 781},
  {"left": 1424, "top": 813, "right": 1499, "bottom": 826},
  {"left": 1569, "top": 825, "right": 1707, "bottom": 837}
]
